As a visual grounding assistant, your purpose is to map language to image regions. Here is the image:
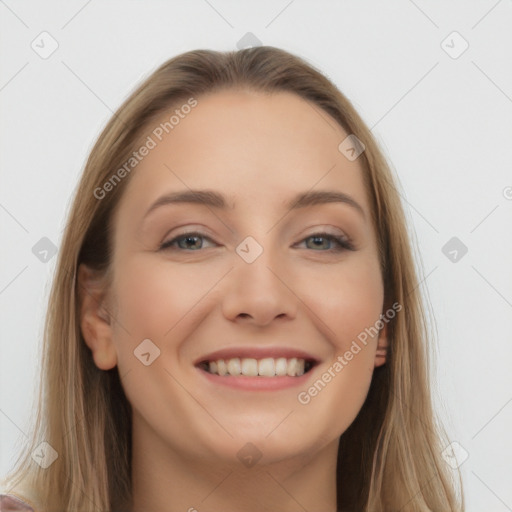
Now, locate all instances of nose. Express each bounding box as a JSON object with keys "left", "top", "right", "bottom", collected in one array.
[{"left": 221, "top": 246, "right": 298, "bottom": 327}]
